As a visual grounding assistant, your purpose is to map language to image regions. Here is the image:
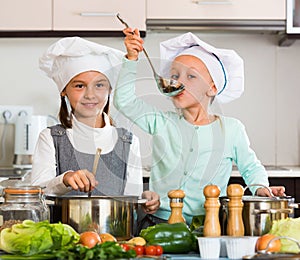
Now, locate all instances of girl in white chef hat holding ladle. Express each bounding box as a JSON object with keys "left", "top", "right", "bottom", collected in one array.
[
  {"left": 31, "top": 37, "right": 160, "bottom": 214},
  {"left": 114, "top": 30, "right": 285, "bottom": 229}
]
